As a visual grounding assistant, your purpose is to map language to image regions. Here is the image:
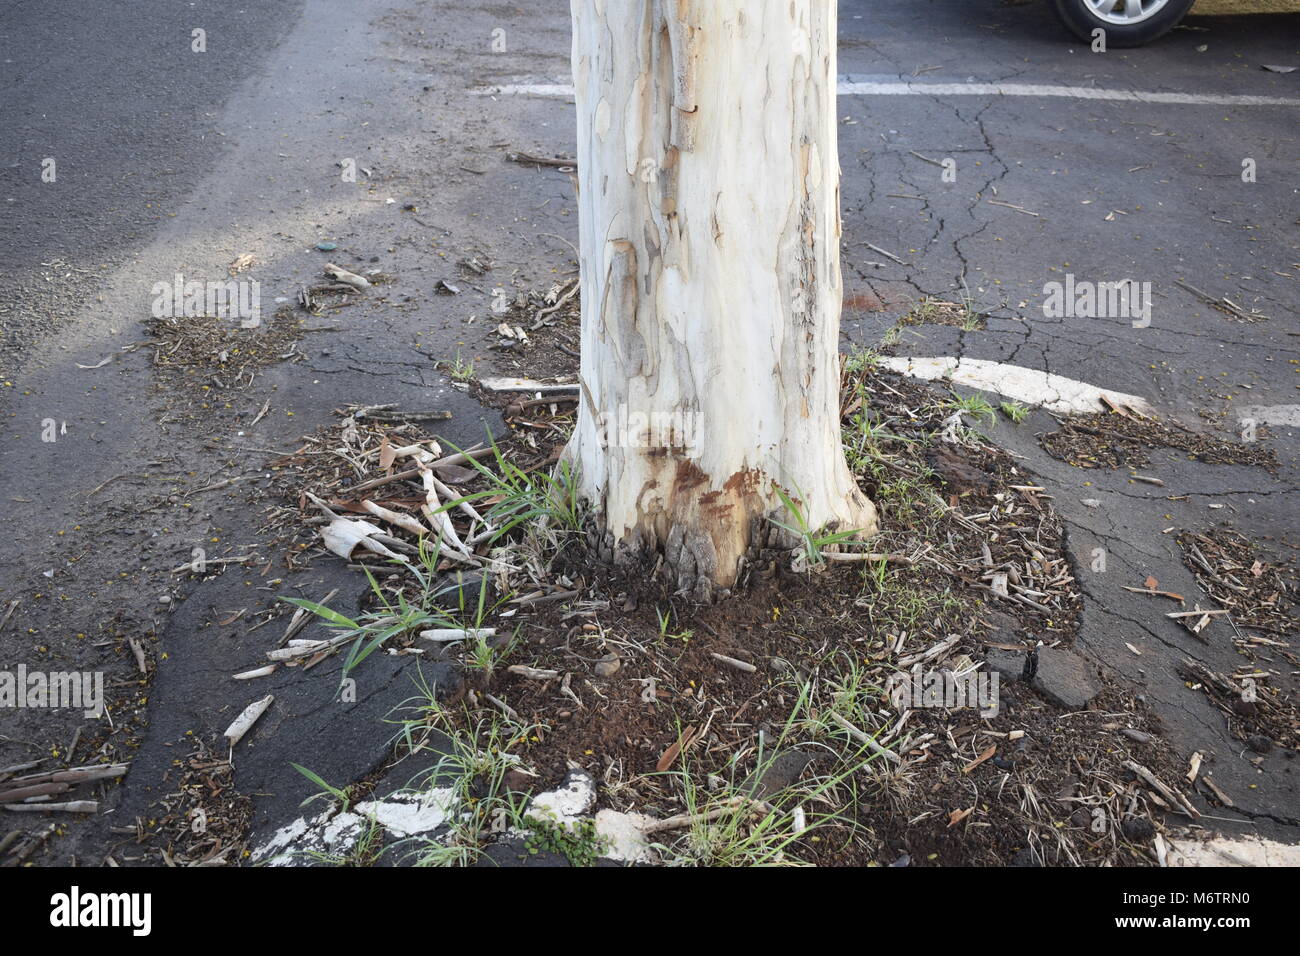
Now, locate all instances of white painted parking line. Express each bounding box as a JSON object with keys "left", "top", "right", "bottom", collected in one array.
[
  {"left": 877, "top": 356, "right": 1154, "bottom": 416},
  {"left": 471, "top": 79, "right": 1300, "bottom": 108},
  {"left": 472, "top": 83, "right": 574, "bottom": 98},
  {"left": 838, "top": 80, "right": 1300, "bottom": 108}
]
